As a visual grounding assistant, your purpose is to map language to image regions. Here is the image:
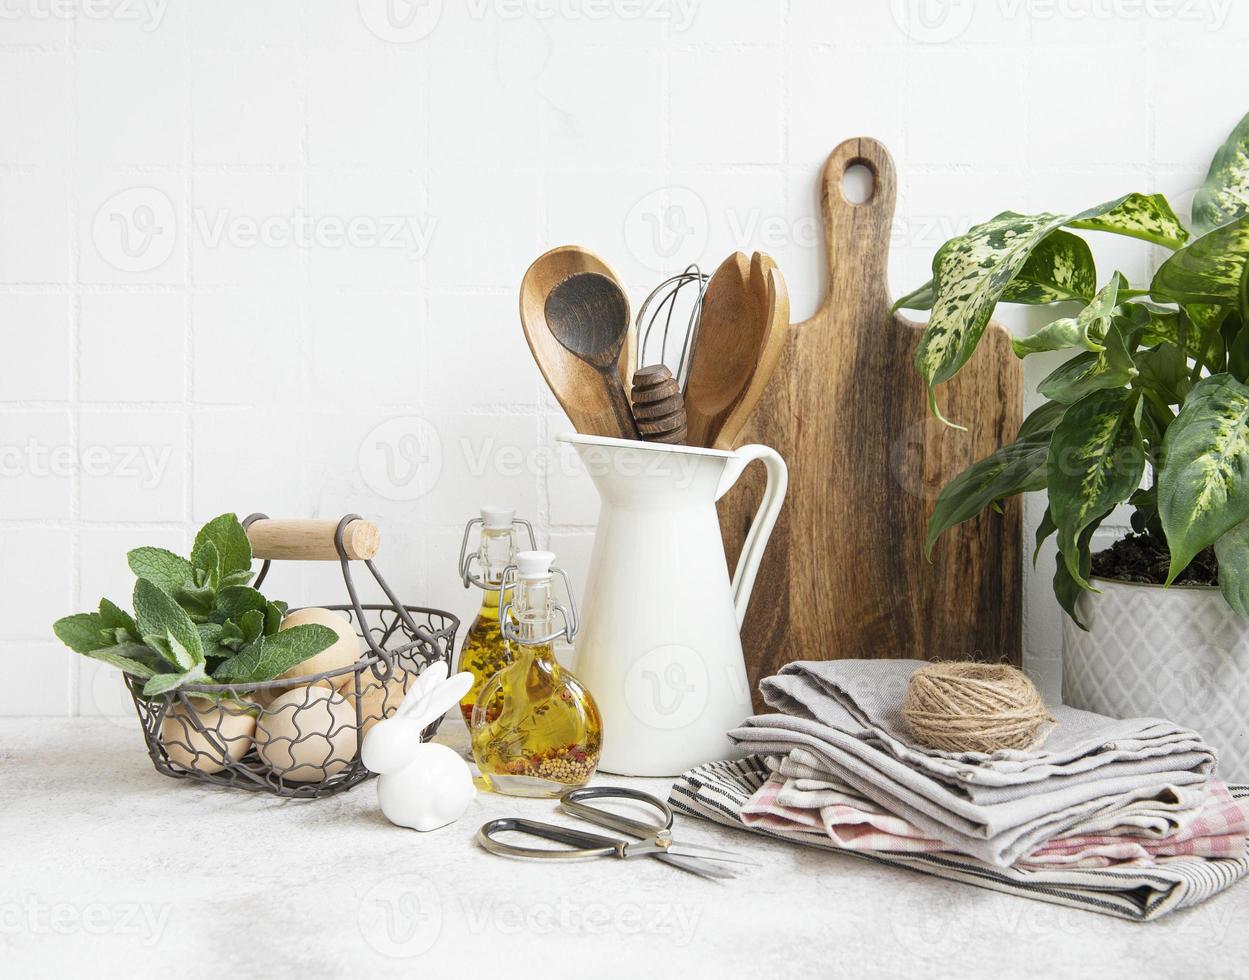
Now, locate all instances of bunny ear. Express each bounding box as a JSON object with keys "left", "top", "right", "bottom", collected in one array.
[
  {"left": 395, "top": 661, "right": 449, "bottom": 720},
  {"left": 401, "top": 671, "right": 474, "bottom": 731}
]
